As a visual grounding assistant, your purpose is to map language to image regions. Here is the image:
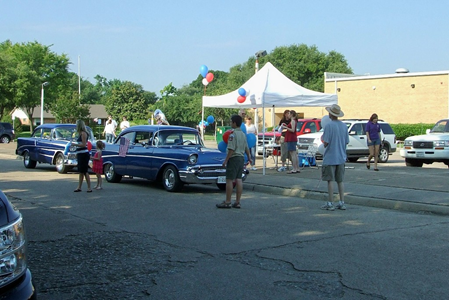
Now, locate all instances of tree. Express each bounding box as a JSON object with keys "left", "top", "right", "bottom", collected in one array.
[
  {"left": 1, "top": 40, "right": 70, "bottom": 130},
  {"left": 105, "top": 81, "right": 153, "bottom": 121},
  {"left": 0, "top": 47, "right": 16, "bottom": 120},
  {"left": 51, "top": 91, "right": 91, "bottom": 123}
]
